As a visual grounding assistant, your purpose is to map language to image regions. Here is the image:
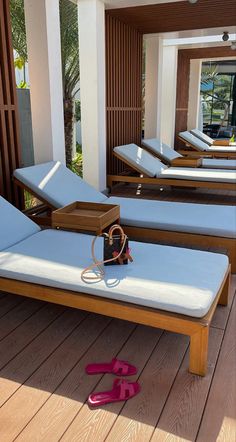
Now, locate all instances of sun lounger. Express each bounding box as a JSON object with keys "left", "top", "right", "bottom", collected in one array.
[
  {"left": 142, "top": 138, "right": 236, "bottom": 169},
  {"left": 0, "top": 196, "right": 230, "bottom": 376},
  {"left": 109, "top": 144, "right": 236, "bottom": 191},
  {"left": 13, "top": 161, "right": 236, "bottom": 272},
  {"left": 190, "top": 128, "right": 233, "bottom": 147},
  {"left": 179, "top": 131, "right": 236, "bottom": 158}
]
